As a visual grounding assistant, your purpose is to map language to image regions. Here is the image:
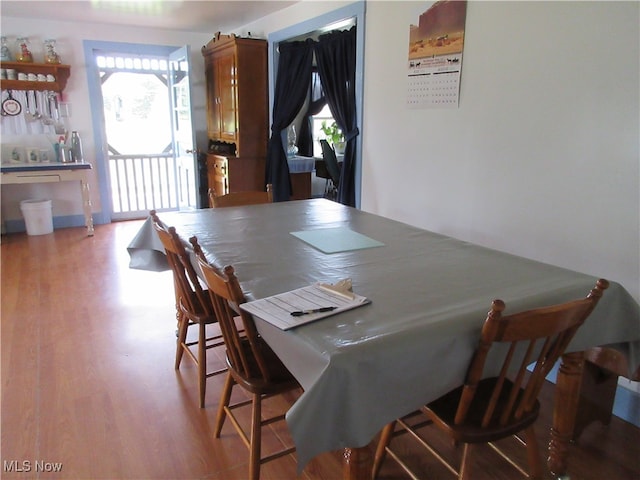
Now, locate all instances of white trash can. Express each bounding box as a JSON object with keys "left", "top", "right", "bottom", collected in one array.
[{"left": 20, "top": 199, "right": 54, "bottom": 236}]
